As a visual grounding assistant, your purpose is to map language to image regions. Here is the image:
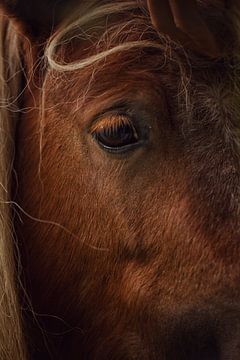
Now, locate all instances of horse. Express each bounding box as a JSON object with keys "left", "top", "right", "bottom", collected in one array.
[{"left": 0, "top": 0, "right": 240, "bottom": 359}]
